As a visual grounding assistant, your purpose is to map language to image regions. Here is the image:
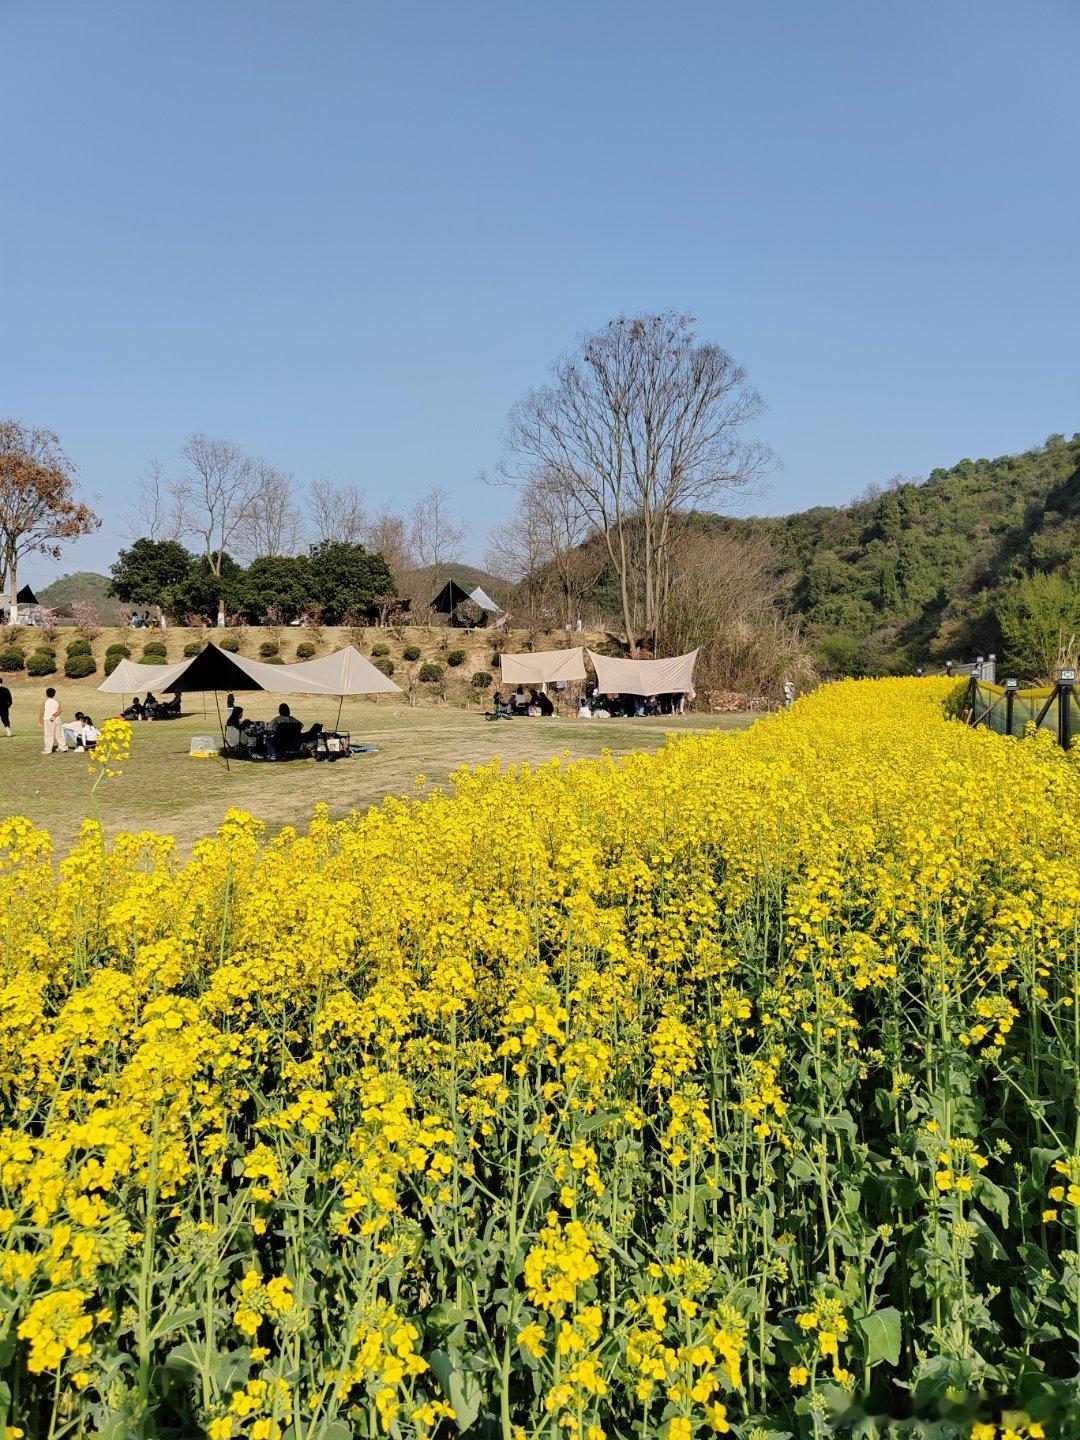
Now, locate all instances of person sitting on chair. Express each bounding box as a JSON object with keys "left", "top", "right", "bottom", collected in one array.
[
  {"left": 266, "top": 702, "right": 303, "bottom": 760},
  {"left": 224, "top": 705, "right": 244, "bottom": 752},
  {"left": 509, "top": 687, "right": 529, "bottom": 715},
  {"left": 143, "top": 692, "right": 159, "bottom": 720}
]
